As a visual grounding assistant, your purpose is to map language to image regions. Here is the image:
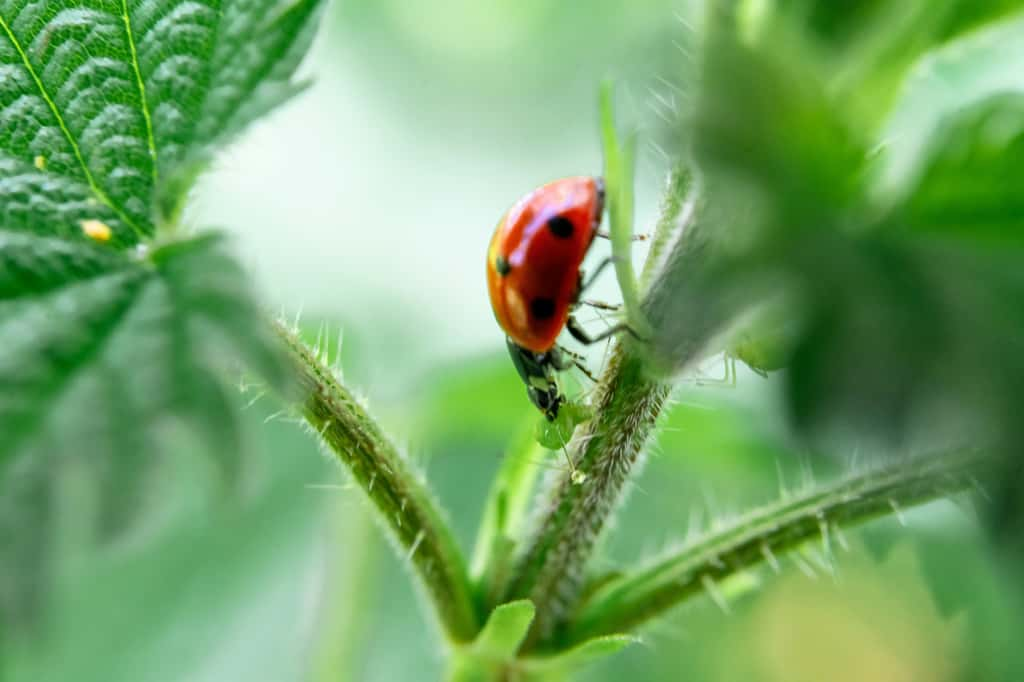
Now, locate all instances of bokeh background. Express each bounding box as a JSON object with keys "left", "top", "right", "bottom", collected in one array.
[{"left": 9, "top": 1, "right": 1023, "bottom": 681}]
